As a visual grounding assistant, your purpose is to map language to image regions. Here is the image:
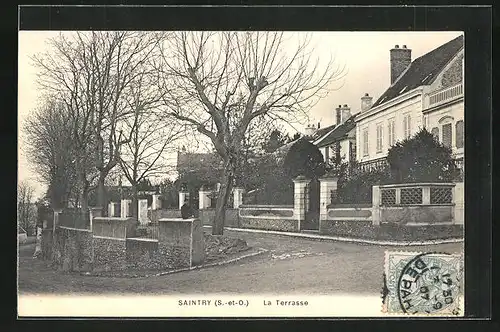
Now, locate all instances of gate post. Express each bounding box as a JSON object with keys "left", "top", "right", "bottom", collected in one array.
[
  {"left": 179, "top": 190, "right": 190, "bottom": 210},
  {"left": 319, "top": 176, "right": 338, "bottom": 233},
  {"left": 233, "top": 187, "right": 245, "bottom": 209},
  {"left": 198, "top": 186, "right": 211, "bottom": 210},
  {"left": 293, "top": 175, "right": 310, "bottom": 231}
]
